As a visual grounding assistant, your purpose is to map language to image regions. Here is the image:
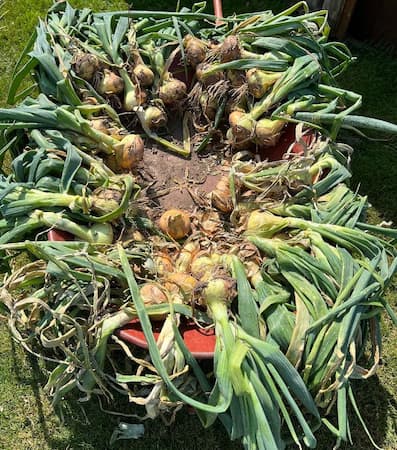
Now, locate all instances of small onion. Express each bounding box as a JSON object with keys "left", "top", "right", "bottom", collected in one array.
[
  {"left": 211, "top": 176, "right": 233, "bottom": 213},
  {"left": 124, "top": 86, "right": 147, "bottom": 112},
  {"left": 158, "top": 209, "right": 191, "bottom": 240},
  {"left": 159, "top": 78, "right": 186, "bottom": 106},
  {"left": 133, "top": 64, "right": 154, "bottom": 87},
  {"left": 231, "top": 114, "right": 256, "bottom": 146},
  {"left": 154, "top": 252, "right": 174, "bottom": 276},
  {"left": 91, "top": 187, "right": 123, "bottom": 214},
  {"left": 183, "top": 34, "right": 207, "bottom": 67},
  {"left": 255, "top": 118, "right": 285, "bottom": 147},
  {"left": 190, "top": 255, "right": 214, "bottom": 280},
  {"left": 219, "top": 35, "right": 241, "bottom": 63},
  {"left": 114, "top": 134, "right": 144, "bottom": 171},
  {"left": 227, "top": 69, "right": 246, "bottom": 88},
  {"left": 144, "top": 106, "right": 167, "bottom": 130},
  {"left": 86, "top": 223, "right": 114, "bottom": 244},
  {"left": 166, "top": 273, "right": 197, "bottom": 298},
  {"left": 196, "top": 63, "right": 224, "bottom": 87},
  {"left": 176, "top": 242, "right": 200, "bottom": 272},
  {"left": 140, "top": 283, "right": 168, "bottom": 320},
  {"left": 73, "top": 53, "right": 100, "bottom": 81},
  {"left": 97, "top": 69, "right": 124, "bottom": 95},
  {"left": 247, "top": 69, "right": 281, "bottom": 99}
]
